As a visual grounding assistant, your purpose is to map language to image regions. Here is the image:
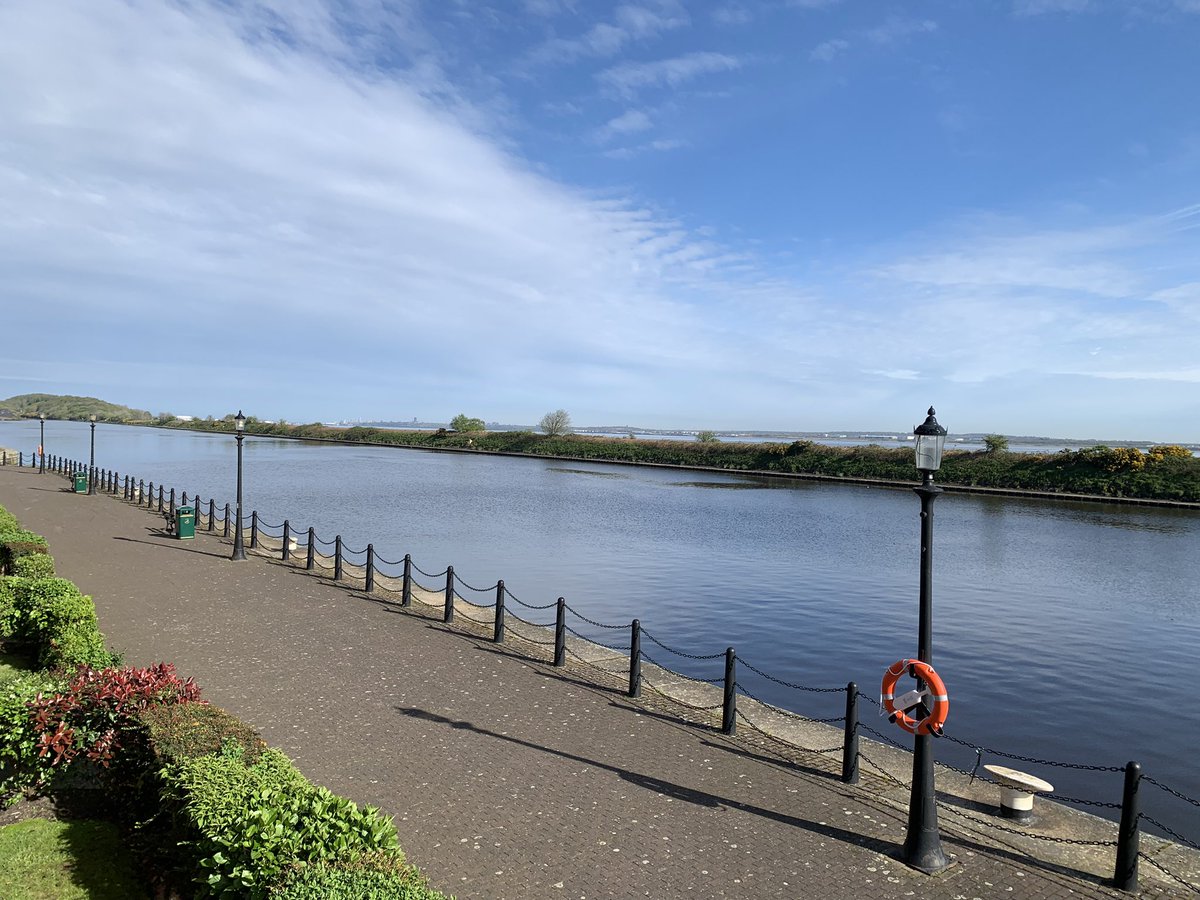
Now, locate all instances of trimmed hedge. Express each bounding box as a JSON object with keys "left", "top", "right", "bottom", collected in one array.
[
  {"left": 0, "top": 576, "right": 23, "bottom": 639},
  {"left": 11, "top": 577, "right": 115, "bottom": 671},
  {"left": 12, "top": 553, "right": 54, "bottom": 579},
  {"left": 140, "top": 702, "right": 269, "bottom": 768},
  {"left": 161, "top": 742, "right": 405, "bottom": 899},
  {"left": 270, "top": 853, "right": 451, "bottom": 900},
  {"left": 0, "top": 670, "right": 64, "bottom": 806},
  {"left": 0, "top": 529, "right": 49, "bottom": 573}
]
